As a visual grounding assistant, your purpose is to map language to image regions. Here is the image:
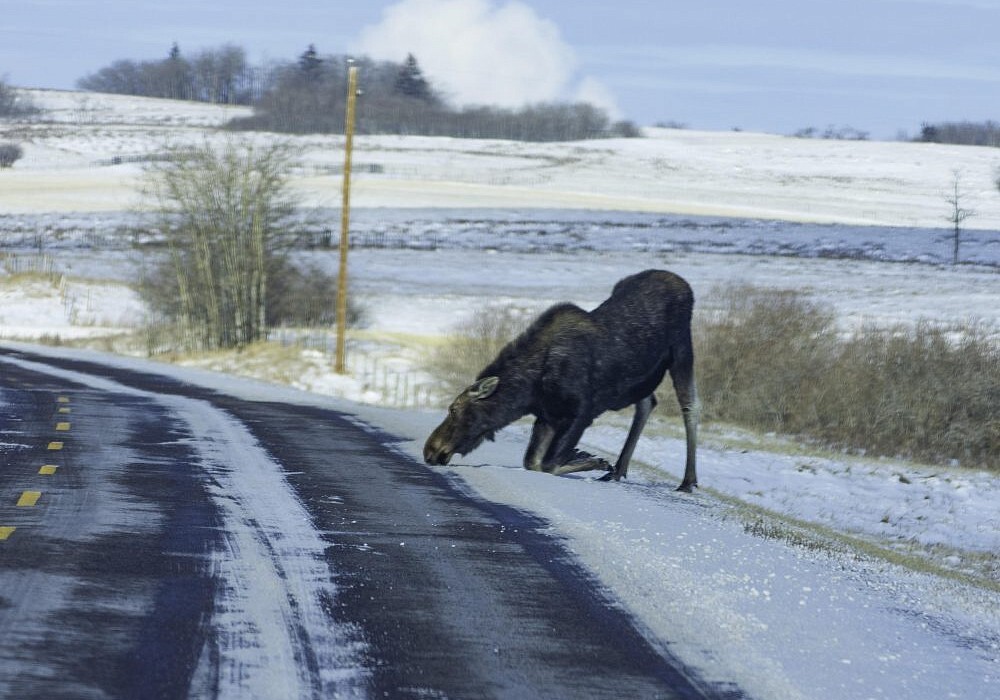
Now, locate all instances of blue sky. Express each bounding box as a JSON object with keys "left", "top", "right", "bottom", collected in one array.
[{"left": 2, "top": 0, "right": 999, "bottom": 137}]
